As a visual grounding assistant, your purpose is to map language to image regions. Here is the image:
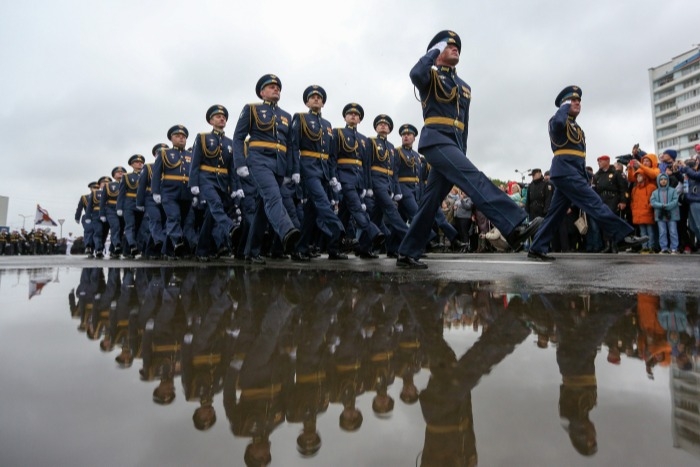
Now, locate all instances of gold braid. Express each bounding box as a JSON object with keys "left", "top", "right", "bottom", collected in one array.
[
  {"left": 124, "top": 173, "right": 139, "bottom": 190},
  {"left": 398, "top": 148, "right": 415, "bottom": 168},
  {"left": 300, "top": 113, "right": 322, "bottom": 142},
  {"left": 160, "top": 149, "right": 182, "bottom": 169},
  {"left": 371, "top": 138, "right": 389, "bottom": 163},
  {"left": 200, "top": 133, "right": 221, "bottom": 159},
  {"left": 252, "top": 104, "right": 276, "bottom": 131},
  {"left": 337, "top": 128, "right": 358, "bottom": 153}
]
